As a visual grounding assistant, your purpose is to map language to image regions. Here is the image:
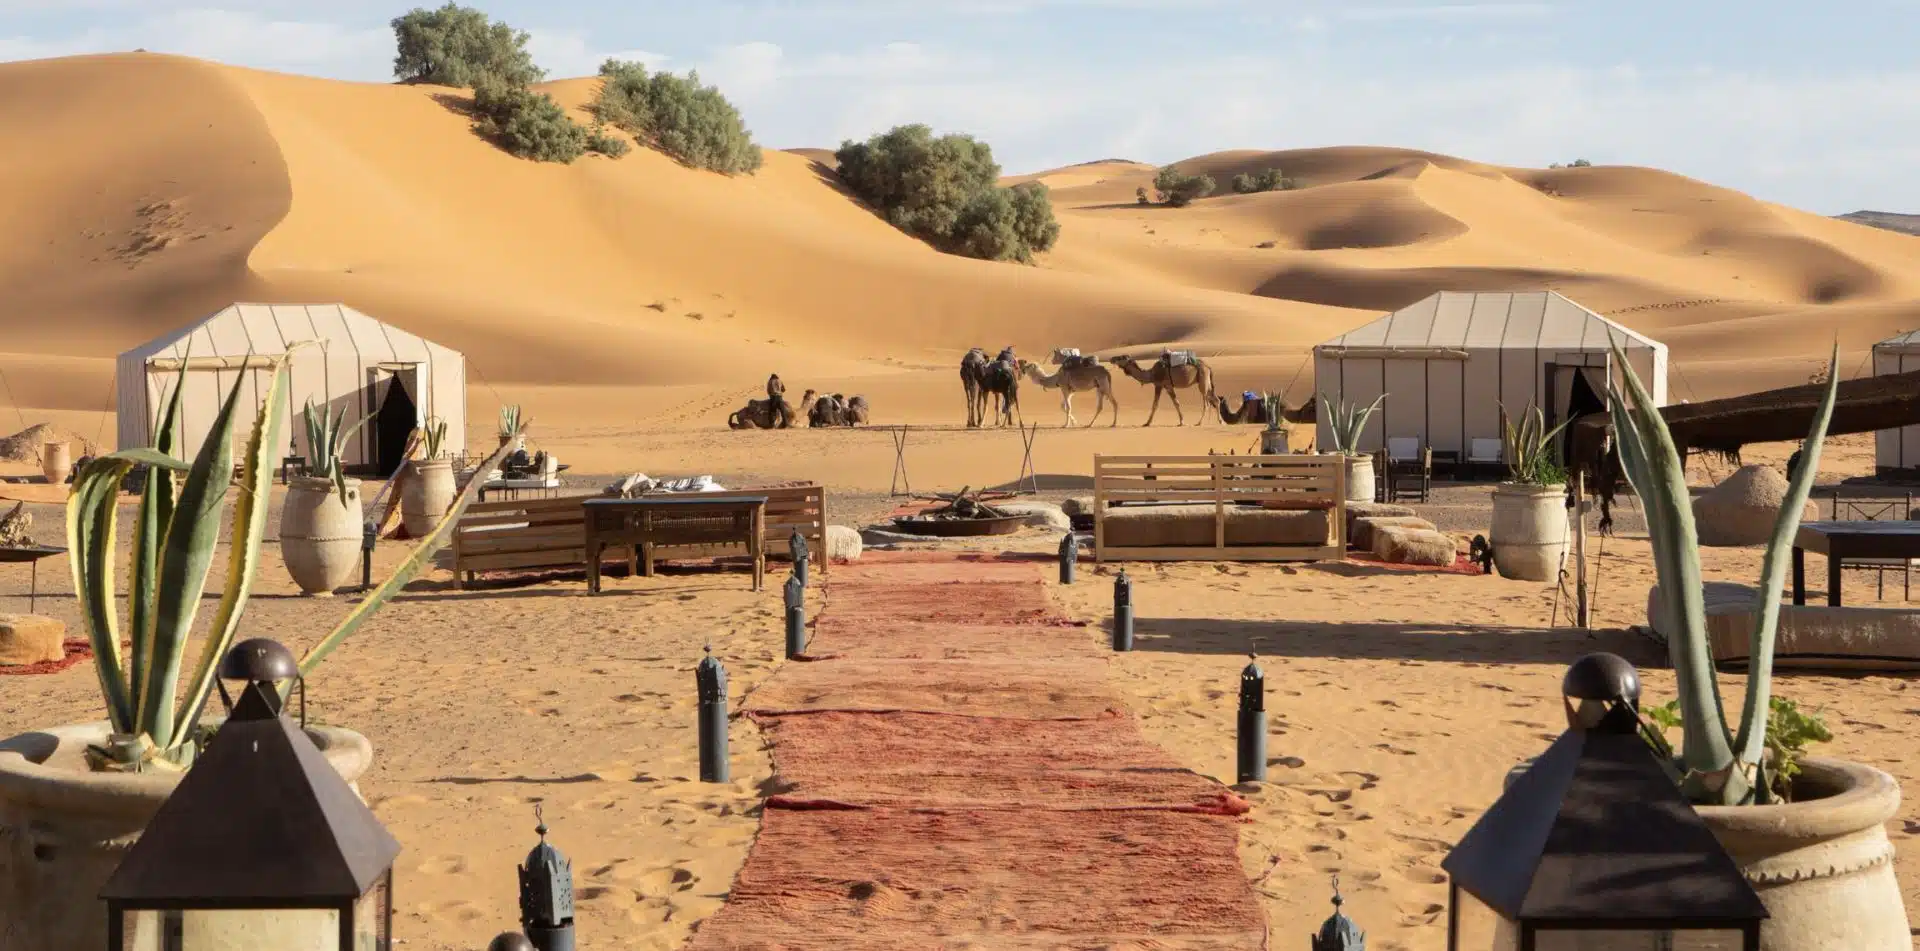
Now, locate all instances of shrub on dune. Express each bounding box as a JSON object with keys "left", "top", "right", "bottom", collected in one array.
[
  {"left": 1232, "top": 167, "right": 1295, "bottom": 194},
  {"left": 591, "top": 59, "right": 763, "bottom": 174},
  {"left": 1153, "top": 165, "right": 1215, "bottom": 207},
  {"left": 469, "top": 75, "right": 587, "bottom": 162},
  {"left": 391, "top": 2, "right": 543, "bottom": 87},
  {"left": 833, "top": 124, "right": 1061, "bottom": 263}
]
